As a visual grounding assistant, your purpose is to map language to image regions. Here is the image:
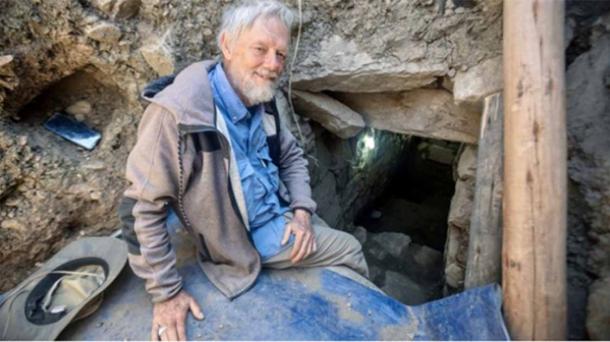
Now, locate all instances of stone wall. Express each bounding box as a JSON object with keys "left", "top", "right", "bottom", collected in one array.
[{"left": 565, "top": 12, "right": 610, "bottom": 340}]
